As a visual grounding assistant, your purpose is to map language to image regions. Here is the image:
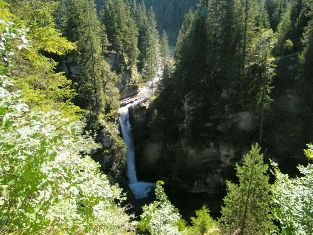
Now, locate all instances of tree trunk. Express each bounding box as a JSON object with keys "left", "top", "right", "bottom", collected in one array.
[
  {"left": 240, "top": 0, "right": 249, "bottom": 111},
  {"left": 259, "top": 89, "right": 265, "bottom": 145}
]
